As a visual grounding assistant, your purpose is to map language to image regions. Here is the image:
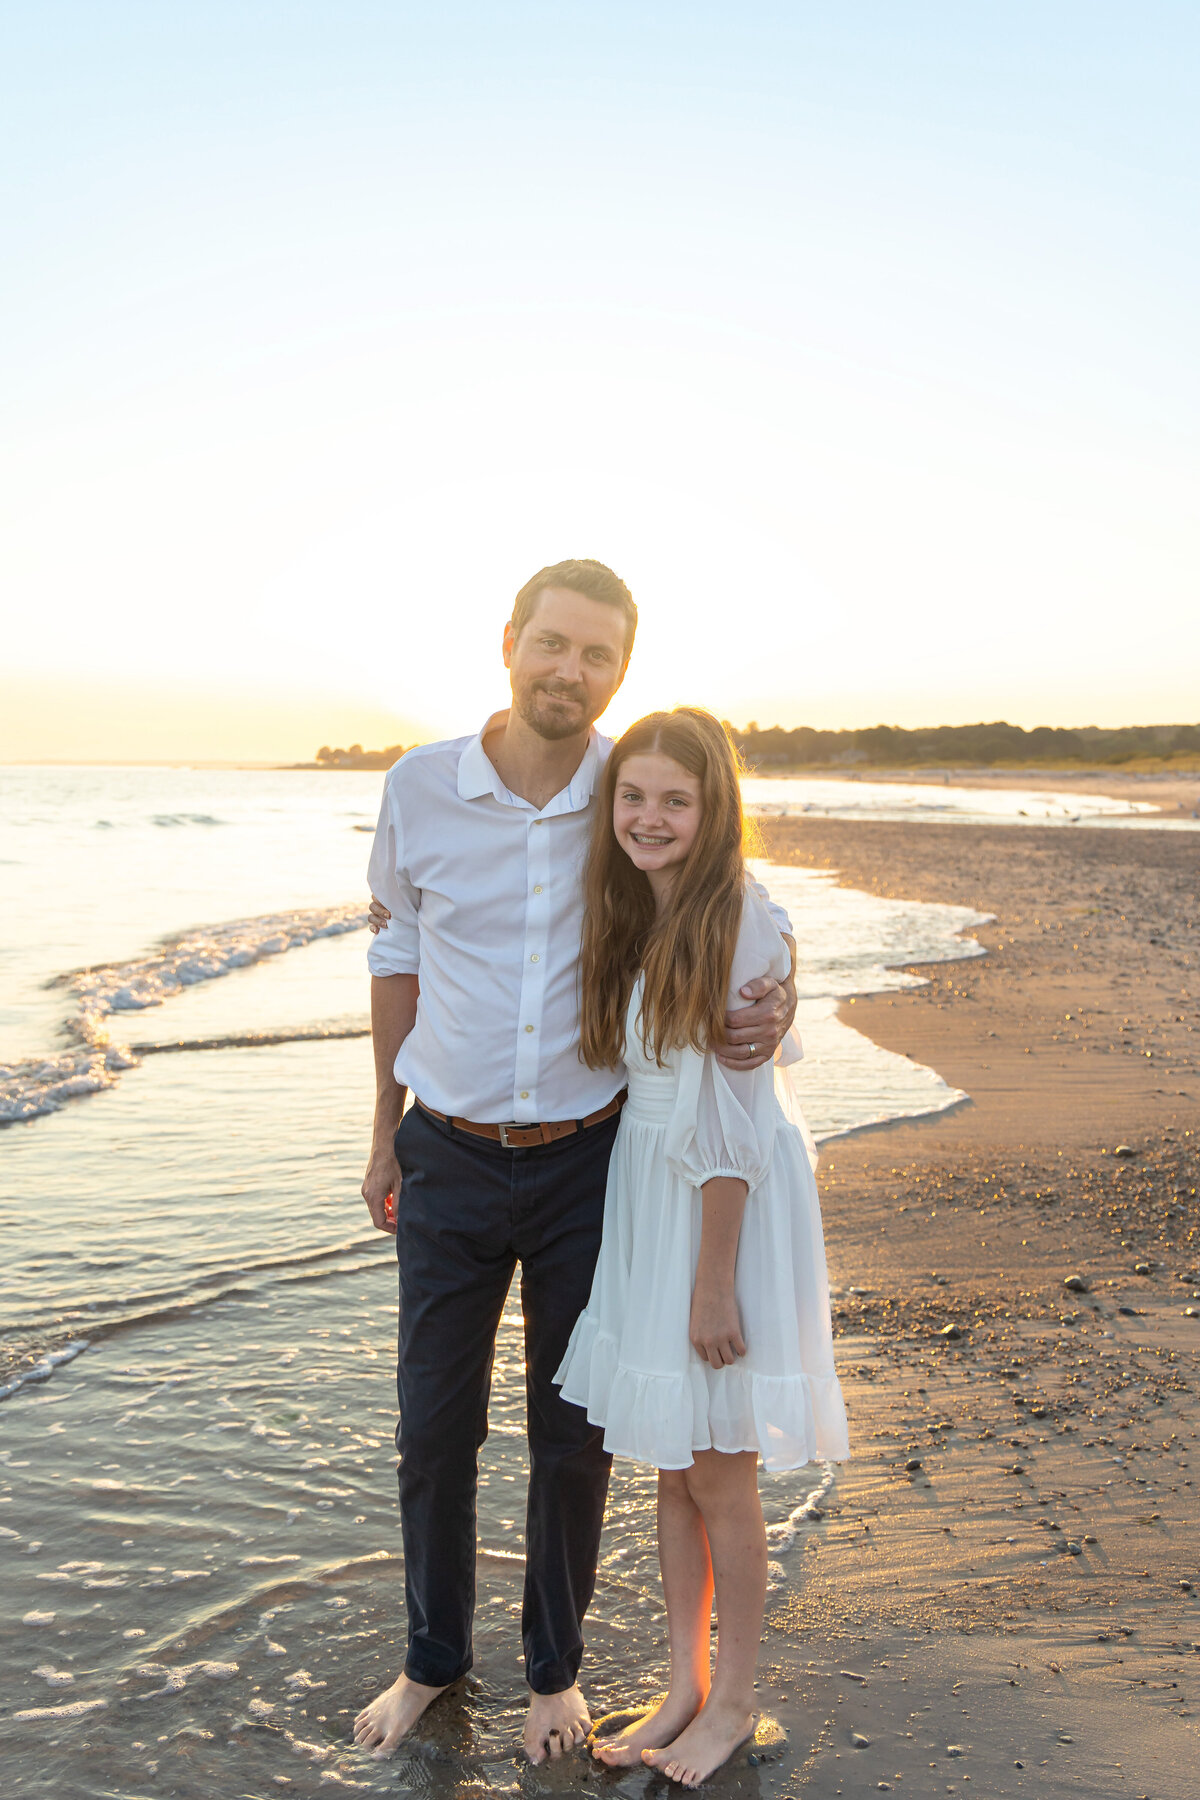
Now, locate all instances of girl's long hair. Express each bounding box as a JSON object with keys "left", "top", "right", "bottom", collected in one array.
[{"left": 579, "top": 707, "right": 751, "bottom": 1068}]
